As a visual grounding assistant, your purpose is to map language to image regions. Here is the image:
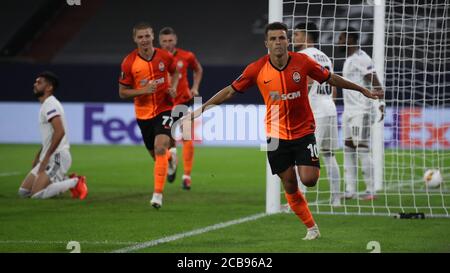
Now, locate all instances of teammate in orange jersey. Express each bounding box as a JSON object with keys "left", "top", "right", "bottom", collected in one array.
[
  {"left": 159, "top": 27, "right": 203, "bottom": 190},
  {"left": 119, "top": 22, "right": 180, "bottom": 209},
  {"left": 186, "top": 22, "right": 383, "bottom": 240}
]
